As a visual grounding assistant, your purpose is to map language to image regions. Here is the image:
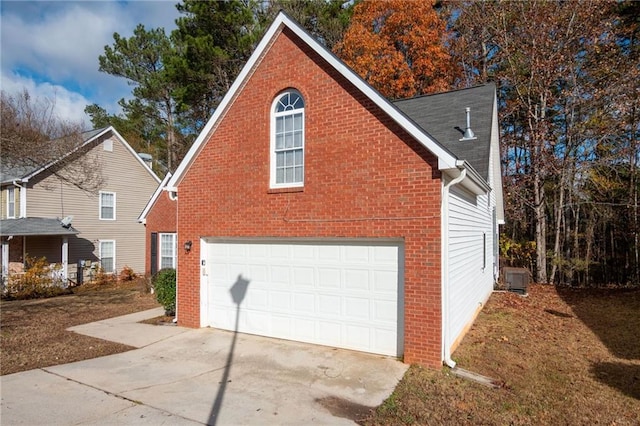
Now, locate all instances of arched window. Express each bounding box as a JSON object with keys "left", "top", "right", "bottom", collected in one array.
[{"left": 271, "top": 90, "right": 304, "bottom": 187}]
